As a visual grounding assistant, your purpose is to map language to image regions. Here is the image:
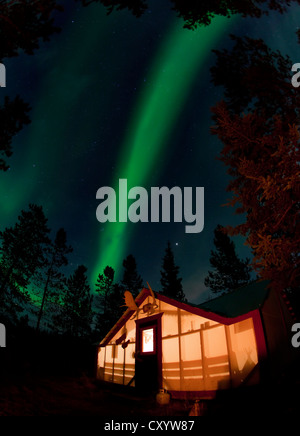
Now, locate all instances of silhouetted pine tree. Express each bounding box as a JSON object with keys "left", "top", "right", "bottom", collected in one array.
[
  {"left": 106, "top": 282, "right": 126, "bottom": 328},
  {"left": 160, "top": 241, "right": 186, "bottom": 302},
  {"left": 57, "top": 265, "right": 93, "bottom": 338},
  {"left": 0, "top": 204, "right": 50, "bottom": 320},
  {"left": 204, "top": 225, "right": 251, "bottom": 294},
  {"left": 94, "top": 266, "right": 115, "bottom": 336},
  {"left": 121, "top": 254, "right": 143, "bottom": 297},
  {"left": 95, "top": 266, "right": 115, "bottom": 315},
  {"left": 34, "top": 228, "right": 73, "bottom": 332}
]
